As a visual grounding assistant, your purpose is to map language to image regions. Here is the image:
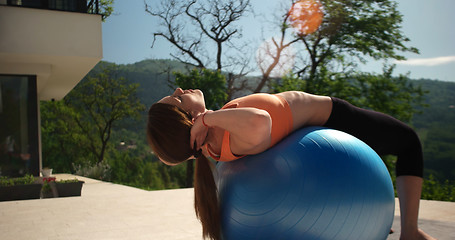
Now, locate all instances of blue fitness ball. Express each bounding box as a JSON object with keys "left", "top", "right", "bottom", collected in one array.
[{"left": 216, "top": 126, "right": 395, "bottom": 240}]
